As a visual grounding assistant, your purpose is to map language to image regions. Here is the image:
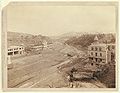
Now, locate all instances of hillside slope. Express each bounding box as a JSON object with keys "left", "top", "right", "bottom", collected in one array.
[
  {"left": 7, "top": 32, "right": 52, "bottom": 47},
  {"left": 65, "top": 33, "right": 115, "bottom": 48}
]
